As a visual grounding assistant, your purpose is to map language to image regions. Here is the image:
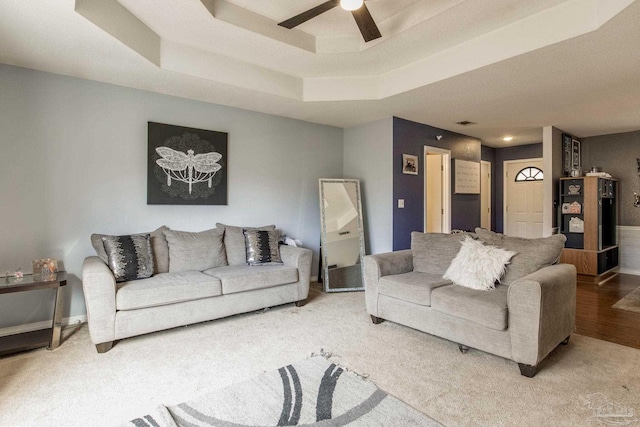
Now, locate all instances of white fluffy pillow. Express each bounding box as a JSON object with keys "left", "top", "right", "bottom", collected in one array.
[{"left": 443, "top": 236, "right": 516, "bottom": 291}]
